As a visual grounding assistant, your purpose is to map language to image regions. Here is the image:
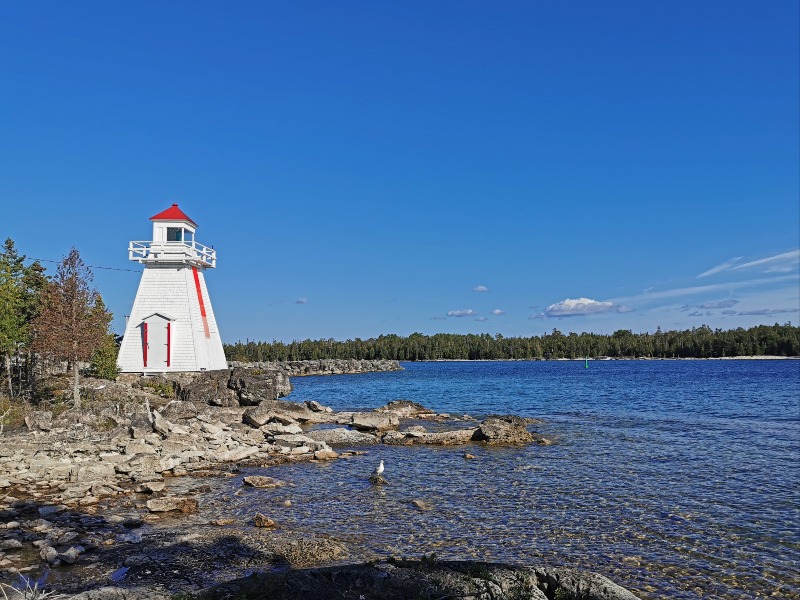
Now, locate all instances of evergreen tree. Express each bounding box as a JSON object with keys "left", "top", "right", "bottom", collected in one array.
[
  {"left": 32, "top": 248, "right": 113, "bottom": 407},
  {"left": 0, "top": 239, "right": 47, "bottom": 397}
]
